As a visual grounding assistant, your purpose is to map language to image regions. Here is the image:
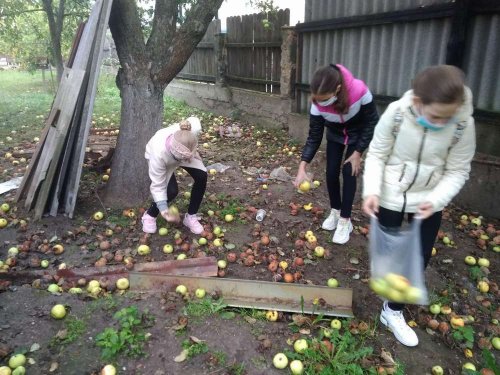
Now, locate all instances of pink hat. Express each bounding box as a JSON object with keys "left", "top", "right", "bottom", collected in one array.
[{"left": 166, "top": 134, "right": 193, "bottom": 161}]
